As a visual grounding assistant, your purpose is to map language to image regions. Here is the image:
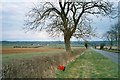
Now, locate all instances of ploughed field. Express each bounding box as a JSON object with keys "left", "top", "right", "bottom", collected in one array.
[
  {"left": 1, "top": 41, "right": 83, "bottom": 63},
  {"left": 2, "top": 47, "right": 64, "bottom": 54},
  {"left": 2, "top": 47, "right": 68, "bottom": 62}
]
